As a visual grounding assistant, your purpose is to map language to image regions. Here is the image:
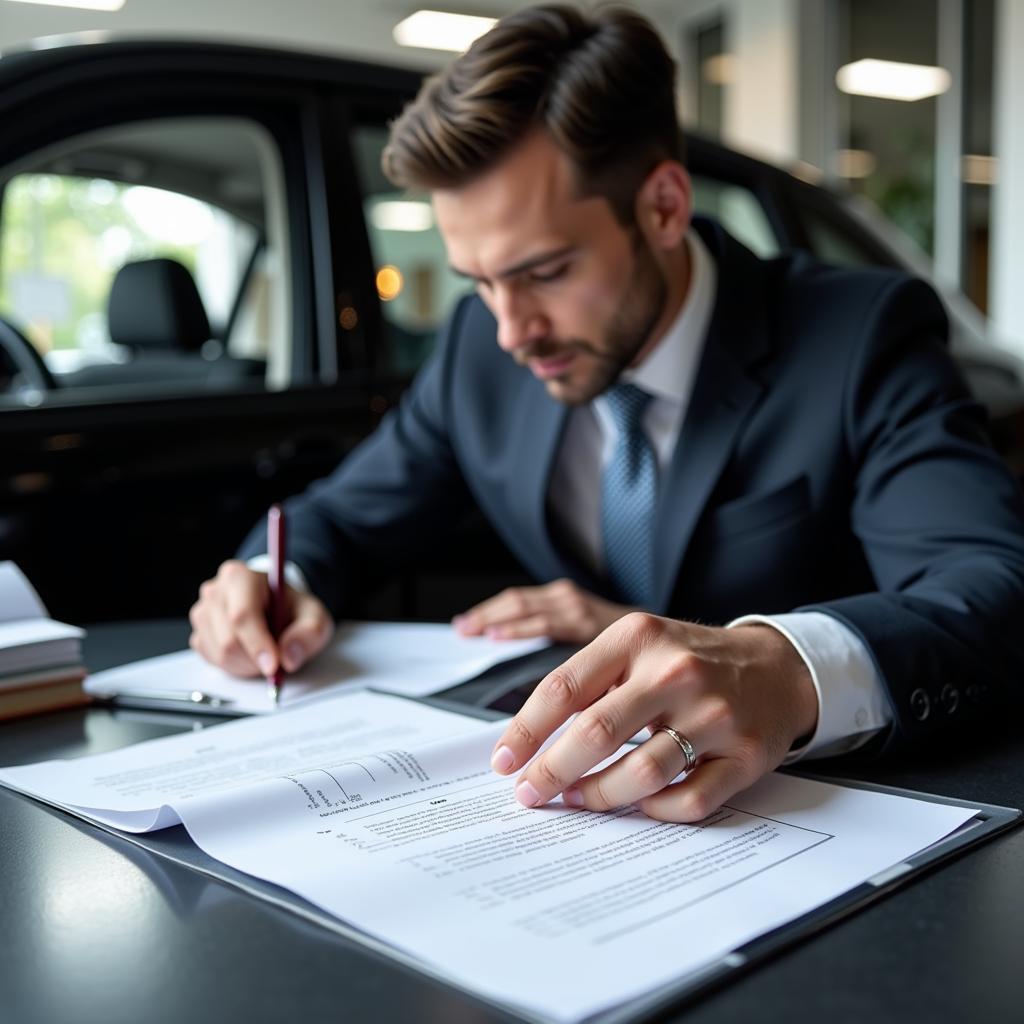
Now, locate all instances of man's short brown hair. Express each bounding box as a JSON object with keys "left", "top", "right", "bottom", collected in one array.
[{"left": 382, "top": 4, "right": 682, "bottom": 225}]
